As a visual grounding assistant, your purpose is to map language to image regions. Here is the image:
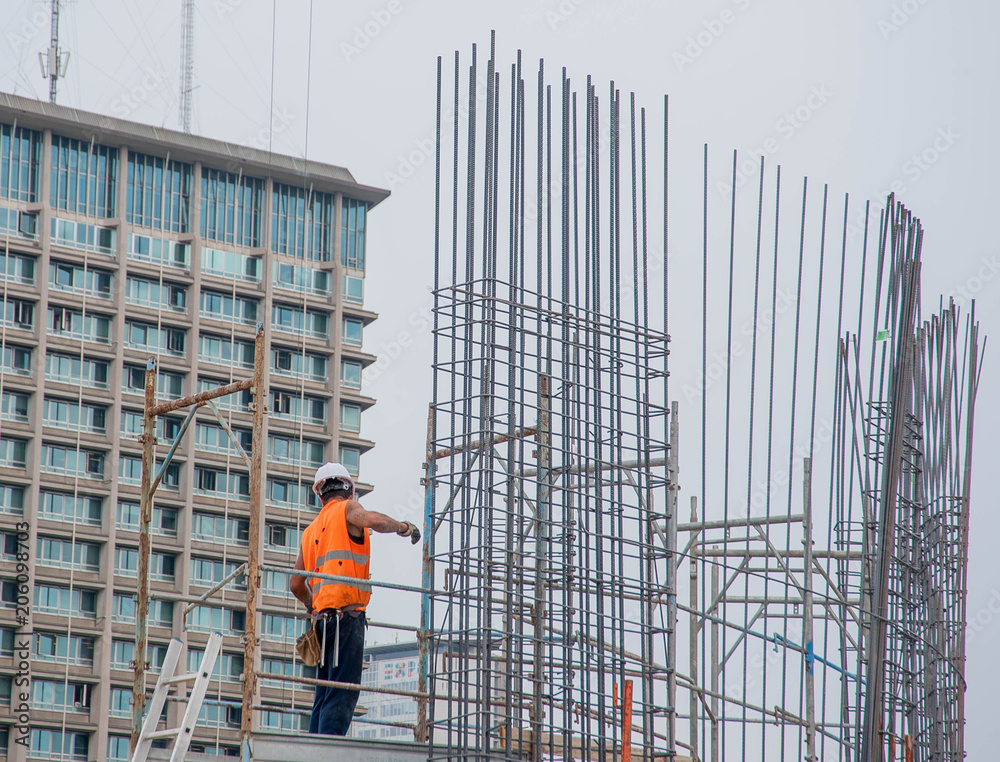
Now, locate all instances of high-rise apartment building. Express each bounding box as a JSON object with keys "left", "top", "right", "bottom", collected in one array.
[{"left": 0, "top": 92, "right": 387, "bottom": 761}]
